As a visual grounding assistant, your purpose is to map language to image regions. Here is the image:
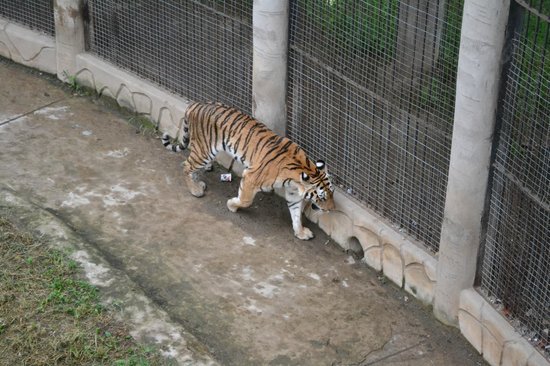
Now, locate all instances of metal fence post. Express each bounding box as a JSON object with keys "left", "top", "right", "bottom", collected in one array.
[
  {"left": 433, "top": 0, "right": 511, "bottom": 325},
  {"left": 54, "top": 0, "right": 86, "bottom": 82},
  {"left": 252, "top": 0, "right": 289, "bottom": 136}
]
